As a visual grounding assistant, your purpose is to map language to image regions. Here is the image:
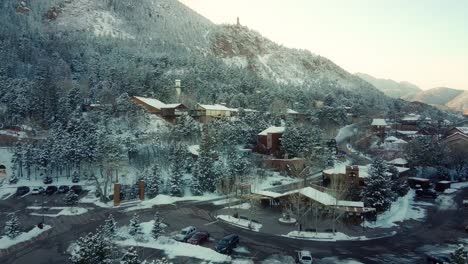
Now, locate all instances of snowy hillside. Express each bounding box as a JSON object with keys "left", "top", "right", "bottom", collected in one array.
[
  {"left": 49, "top": 0, "right": 216, "bottom": 51},
  {"left": 355, "top": 72, "right": 421, "bottom": 98},
  {"left": 402, "top": 87, "right": 466, "bottom": 112},
  {"left": 212, "top": 25, "right": 381, "bottom": 94}
]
